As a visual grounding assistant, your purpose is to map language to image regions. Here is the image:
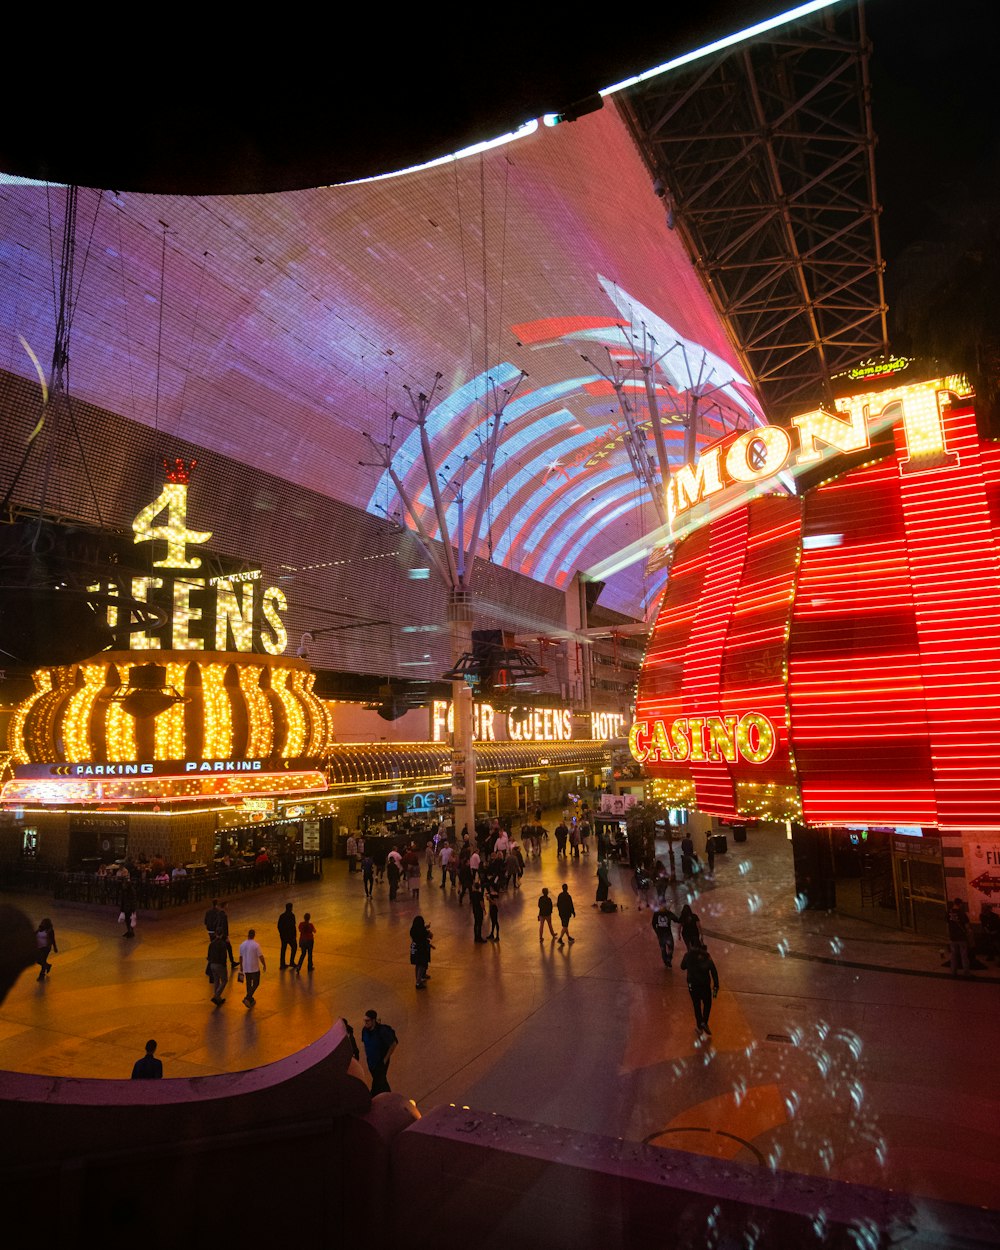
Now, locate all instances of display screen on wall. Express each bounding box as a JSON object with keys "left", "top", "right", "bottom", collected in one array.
[{"left": 0, "top": 106, "right": 762, "bottom": 617}]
